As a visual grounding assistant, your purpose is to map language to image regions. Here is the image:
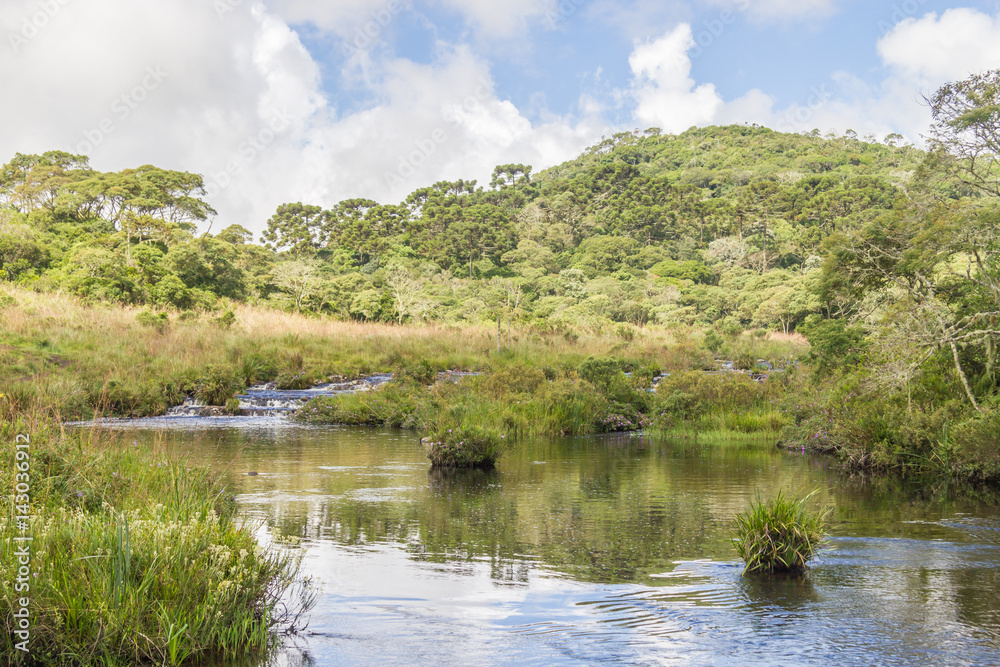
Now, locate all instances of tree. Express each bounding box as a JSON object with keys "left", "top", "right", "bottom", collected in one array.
[
  {"left": 272, "top": 260, "right": 321, "bottom": 312},
  {"left": 385, "top": 264, "right": 423, "bottom": 324},
  {"left": 261, "top": 203, "right": 327, "bottom": 257},
  {"left": 927, "top": 69, "right": 1000, "bottom": 197}
]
